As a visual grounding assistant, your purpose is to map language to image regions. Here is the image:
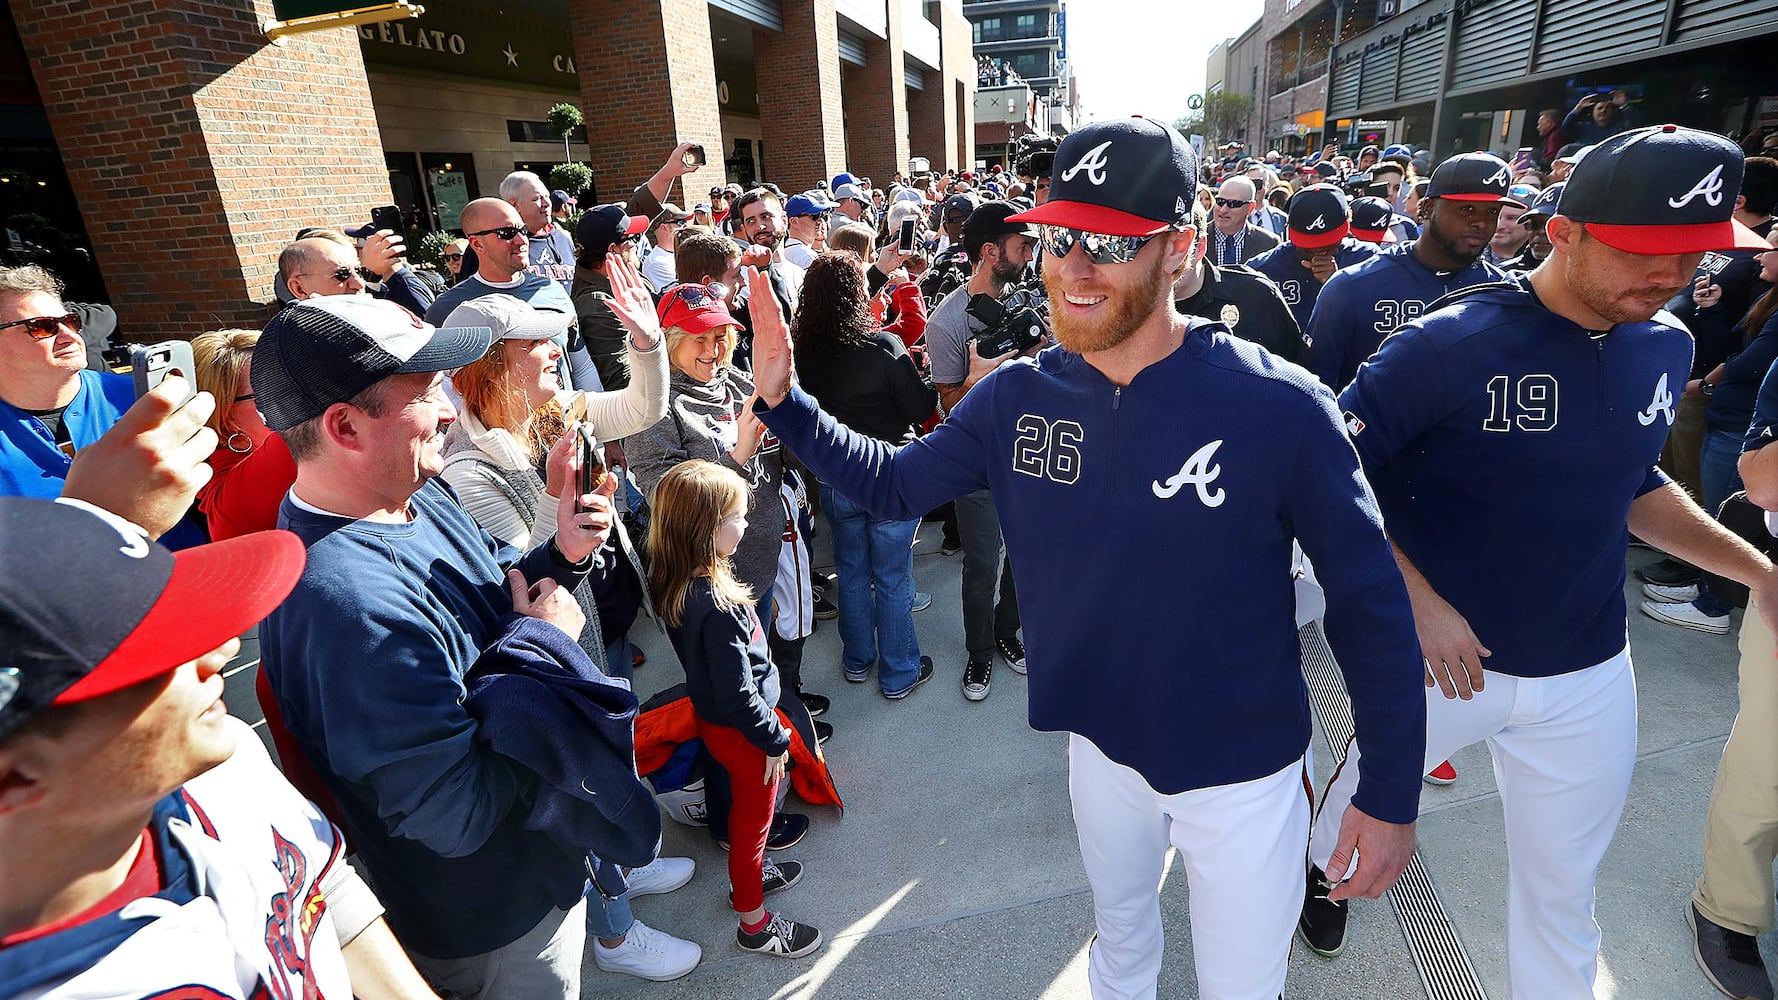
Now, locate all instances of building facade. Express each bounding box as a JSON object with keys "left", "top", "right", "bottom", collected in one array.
[
  {"left": 1322, "top": 0, "right": 1778, "bottom": 160},
  {"left": 0, "top": 0, "right": 975, "bottom": 338}
]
